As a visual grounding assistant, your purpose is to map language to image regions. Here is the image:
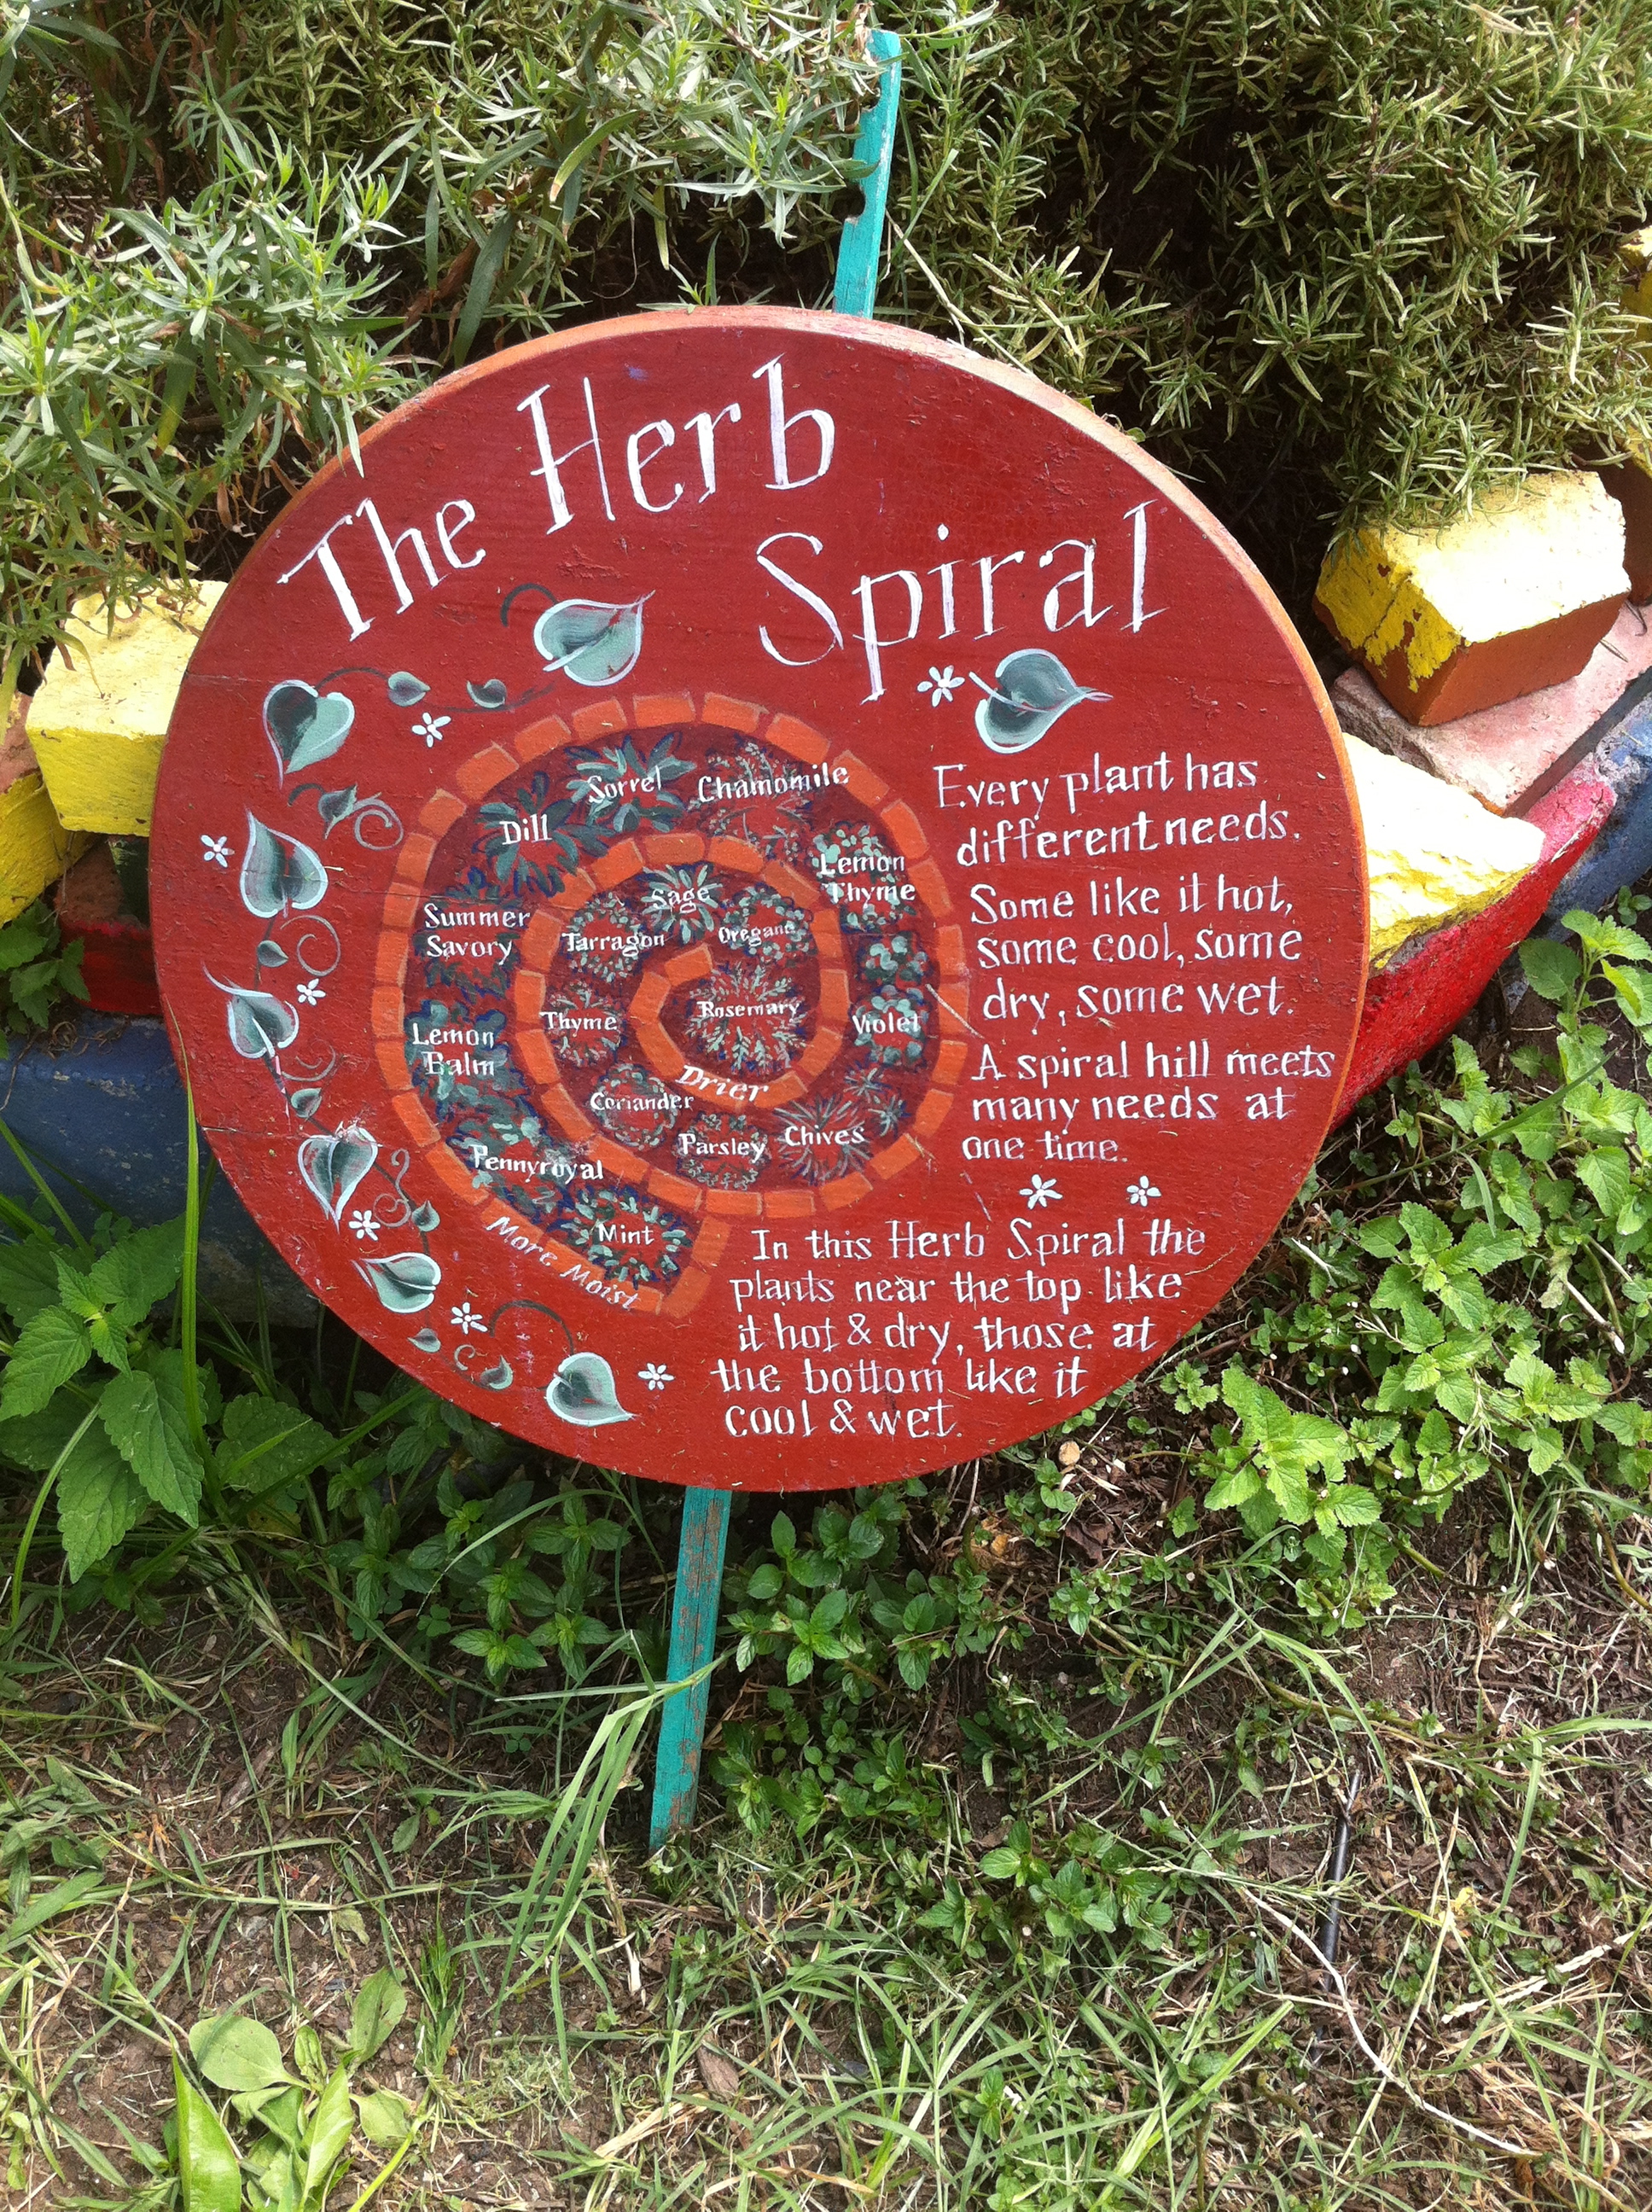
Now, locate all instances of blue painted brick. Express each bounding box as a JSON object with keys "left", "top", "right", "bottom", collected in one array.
[
  {"left": 0, "top": 1012, "right": 313, "bottom": 1321},
  {"left": 1547, "top": 689, "right": 1652, "bottom": 920}
]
